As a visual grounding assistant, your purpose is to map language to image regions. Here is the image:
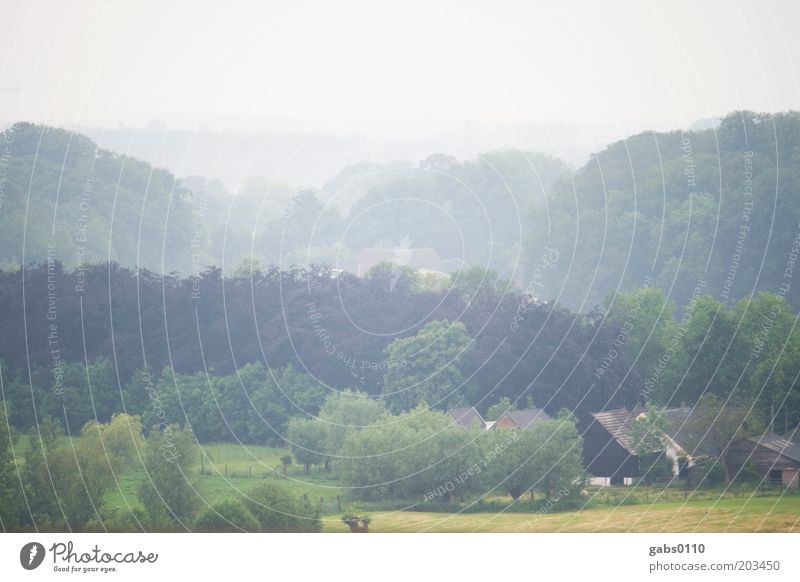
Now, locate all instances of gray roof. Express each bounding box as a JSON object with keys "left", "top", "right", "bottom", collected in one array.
[
  {"left": 445, "top": 407, "right": 485, "bottom": 429},
  {"left": 500, "top": 408, "right": 551, "bottom": 429},
  {"left": 590, "top": 407, "right": 644, "bottom": 454},
  {"left": 663, "top": 406, "right": 736, "bottom": 459},
  {"left": 747, "top": 432, "right": 800, "bottom": 464},
  {"left": 591, "top": 405, "right": 796, "bottom": 463}
]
